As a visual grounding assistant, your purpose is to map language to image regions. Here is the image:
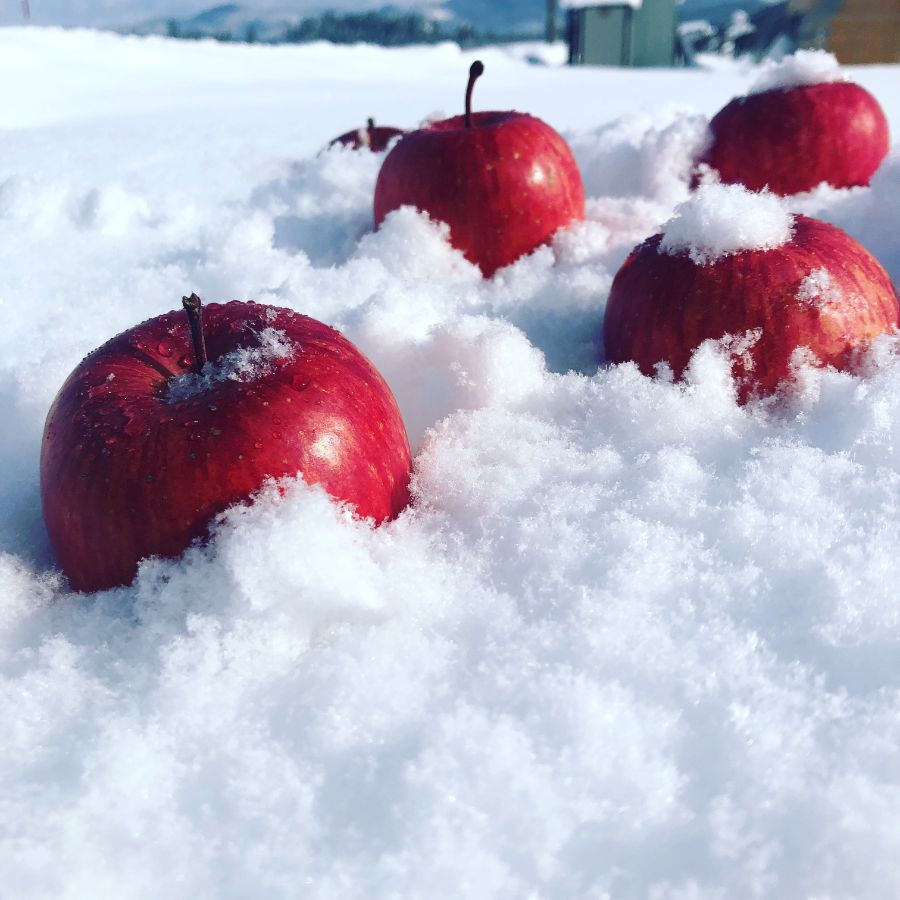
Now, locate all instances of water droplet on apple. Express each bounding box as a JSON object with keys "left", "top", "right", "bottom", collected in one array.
[
  {"left": 178, "top": 353, "right": 192, "bottom": 368},
  {"left": 208, "top": 404, "right": 217, "bottom": 412},
  {"left": 157, "top": 342, "right": 173, "bottom": 357},
  {"left": 210, "top": 427, "right": 222, "bottom": 437},
  {"left": 254, "top": 441, "right": 263, "bottom": 450},
  {"left": 145, "top": 473, "right": 155, "bottom": 484},
  {"left": 272, "top": 431, "right": 282, "bottom": 440},
  {"left": 291, "top": 376, "right": 309, "bottom": 392}
]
